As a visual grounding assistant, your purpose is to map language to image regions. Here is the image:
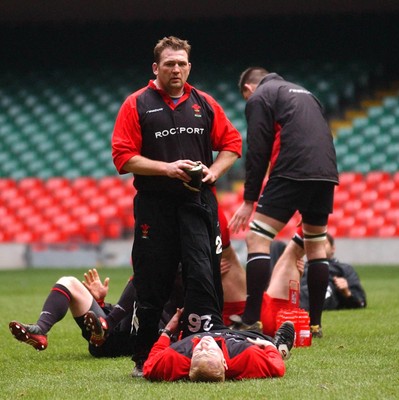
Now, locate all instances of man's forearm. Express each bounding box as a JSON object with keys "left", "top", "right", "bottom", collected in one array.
[
  {"left": 210, "top": 151, "right": 239, "bottom": 181},
  {"left": 122, "top": 155, "right": 168, "bottom": 175}
]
